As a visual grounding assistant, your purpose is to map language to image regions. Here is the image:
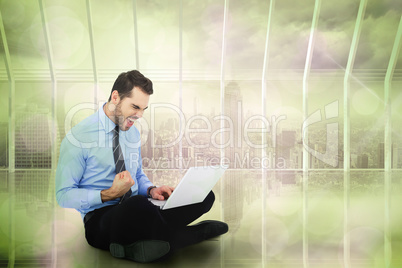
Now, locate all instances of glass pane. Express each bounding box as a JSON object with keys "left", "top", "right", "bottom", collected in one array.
[
  {"left": 224, "top": 81, "right": 265, "bottom": 169},
  {"left": 223, "top": 170, "right": 263, "bottom": 265},
  {"left": 0, "top": 170, "right": 9, "bottom": 263},
  {"left": 15, "top": 82, "right": 52, "bottom": 169},
  {"left": 391, "top": 81, "right": 402, "bottom": 169},
  {"left": 308, "top": 171, "right": 344, "bottom": 265},
  {"left": 265, "top": 170, "right": 303, "bottom": 266},
  {"left": 224, "top": 0, "right": 269, "bottom": 79},
  {"left": 350, "top": 82, "right": 384, "bottom": 169},
  {"left": 181, "top": 81, "right": 220, "bottom": 168},
  {"left": 349, "top": 170, "right": 385, "bottom": 266},
  {"left": 354, "top": 1, "right": 400, "bottom": 70},
  {"left": 91, "top": 0, "right": 136, "bottom": 70},
  {"left": 308, "top": 77, "right": 343, "bottom": 169},
  {"left": 141, "top": 81, "right": 180, "bottom": 170},
  {"left": 136, "top": 0, "right": 180, "bottom": 70},
  {"left": 182, "top": 0, "right": 223, "bottom": 74},
  {"left": 0, "top": 0, "right": 49, "bottom": 70},
  {"left": 266, "top": 80, "right": 303, "bottom": 170},
  {"left": 43, "top": 0, "right": 92, "bottom": 70},
  {"left": 267, "top": 0, "right": 315, "bottom": 70},
  {"left": 310, "top": 0, "right": 357, "bottom": 70},
  {"left": 0, "top": 82, "right": 8, "bottom": 168},
  {"left": 391, "top": 170, "right": 402, "bottom": 267},
  {"left": 98, "top": 82, "right": 114, "bottom": 104},
  {"left": 57, "top": 82, "right": 95, "bottom": 136},
  {"left": 13, "top": 170, "right": 53, "bottom": 264}
]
